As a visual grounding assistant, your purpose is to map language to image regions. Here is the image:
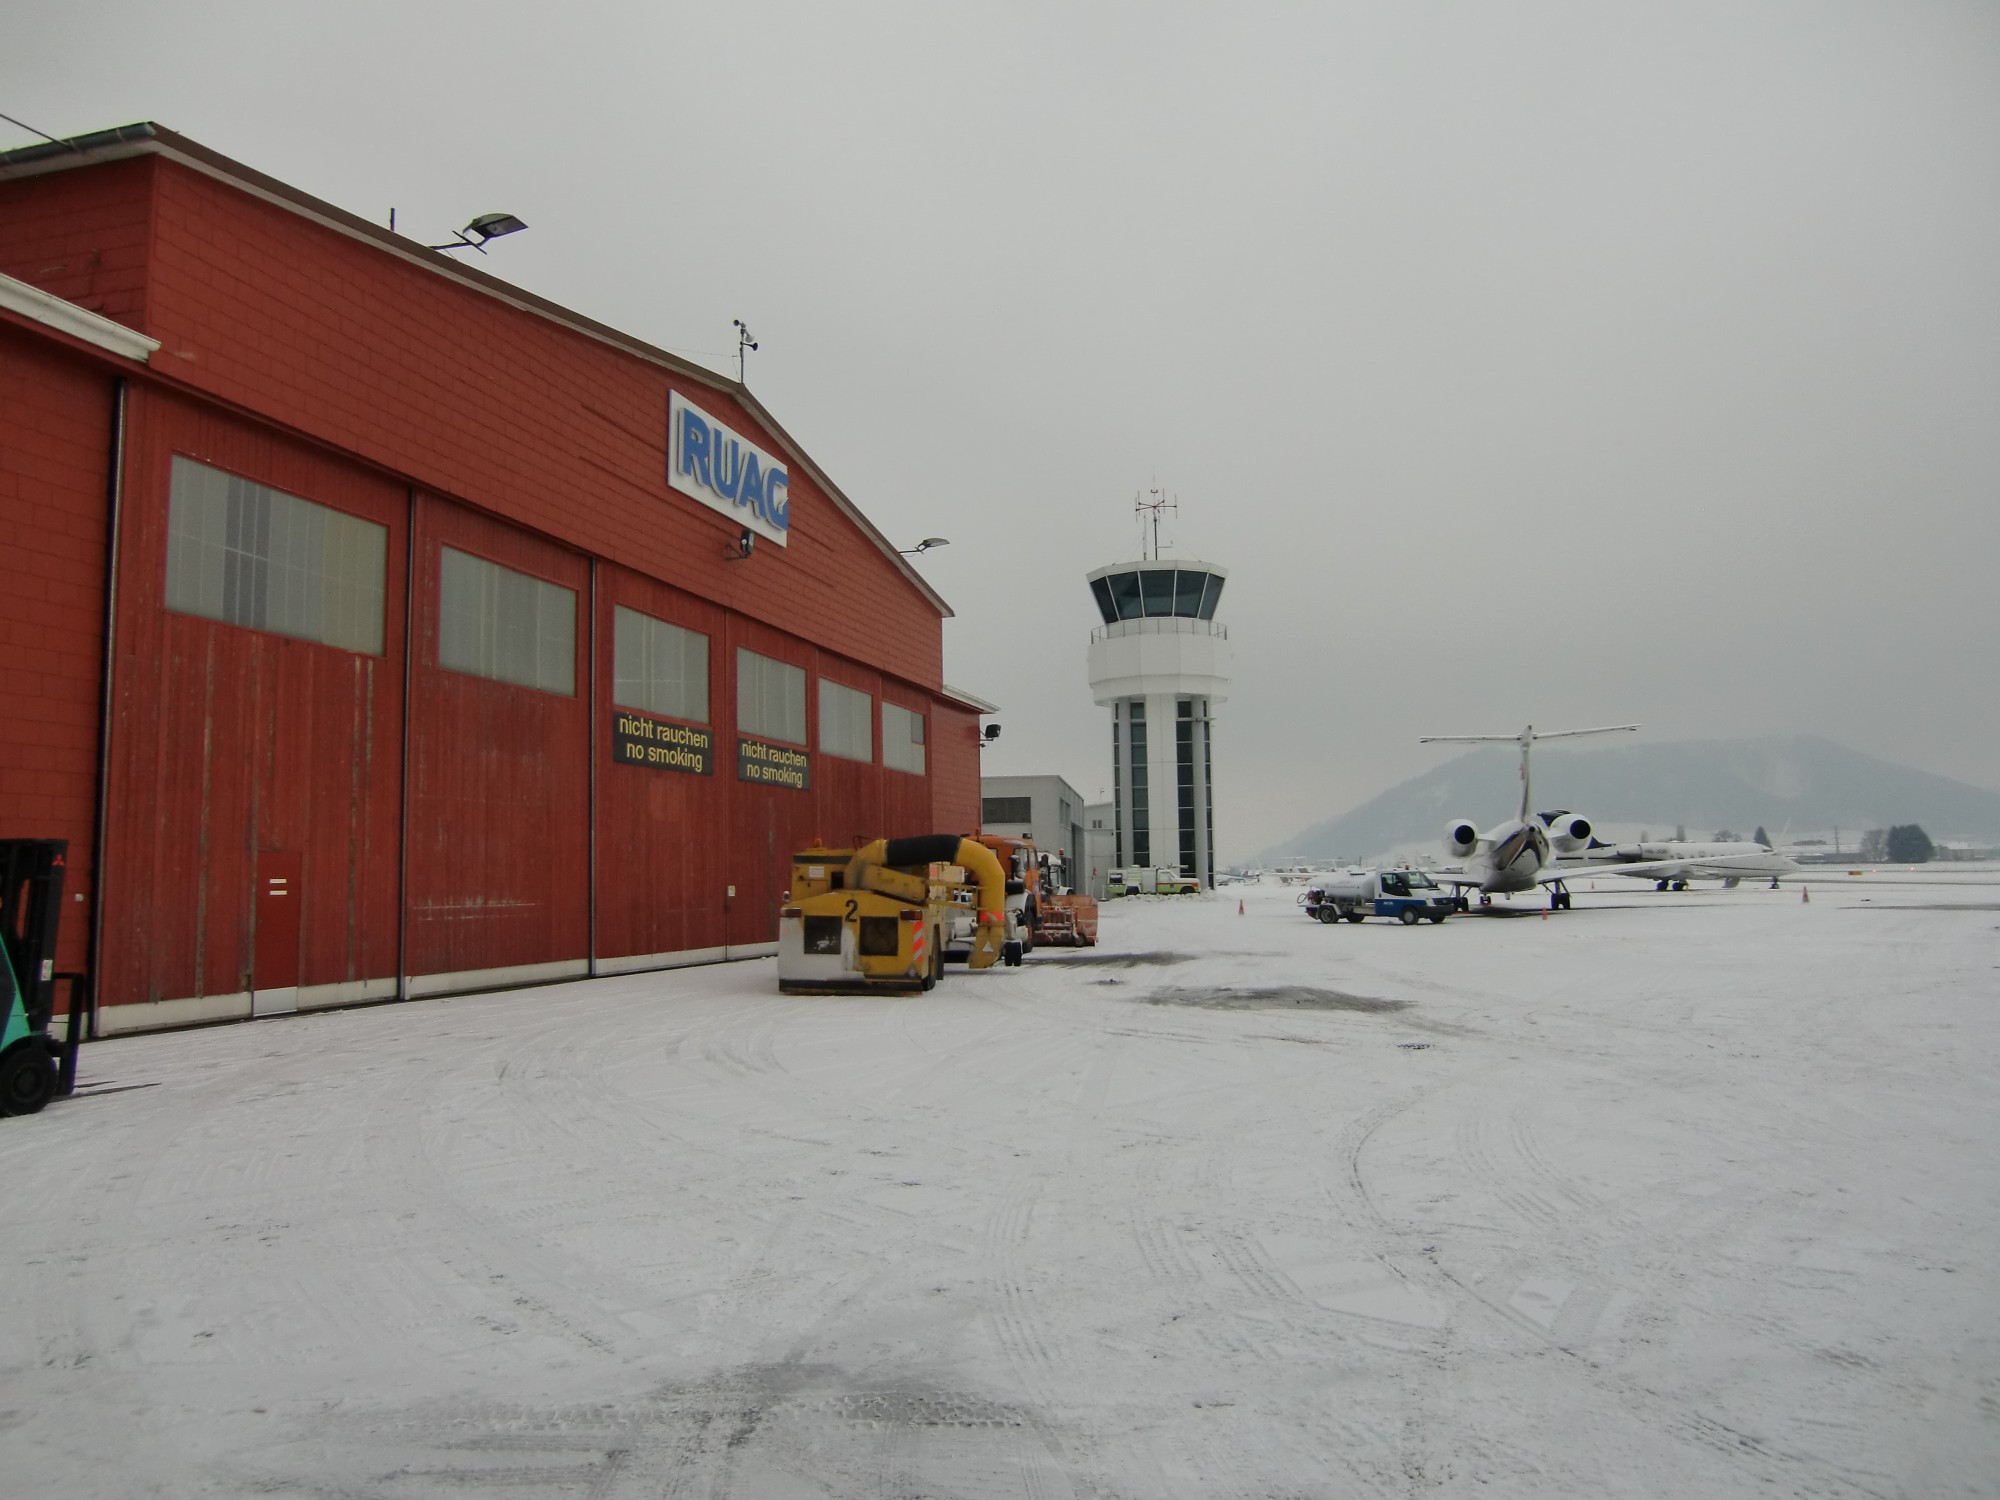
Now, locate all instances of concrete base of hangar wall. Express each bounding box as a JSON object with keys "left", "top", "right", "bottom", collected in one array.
[
  {"left": 82, "top": 943, "right": 786, "bottom": 1037},
  {"left": 403, "top": 958, "right": 592, "bottom": 1000},
  {"left": 94, "top": 990, "right": 254, "bottom": 1036}
]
